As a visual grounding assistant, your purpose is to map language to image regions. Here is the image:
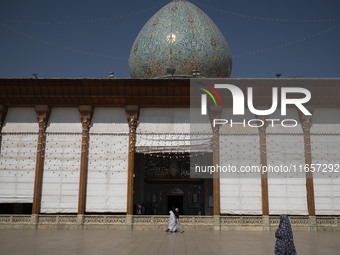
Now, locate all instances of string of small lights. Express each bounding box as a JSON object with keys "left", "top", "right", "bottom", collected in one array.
[
  {"left": 1, "top": 0, "right": 339, "bottom": 64},
  {"left": 0, "top": 1, "right": 168, "bottom": 25},
  {"left": 2, "top": 21, "right": 338, "bottom": 61},
  {"left": 192, "top": 0, "right": 340, "bottom": 23},
  {"left": 233, "top": 23, "right": 340, "bottom": 58},
  {"left": 0, "top": 23, "right": 128, "bottom": 61}
]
